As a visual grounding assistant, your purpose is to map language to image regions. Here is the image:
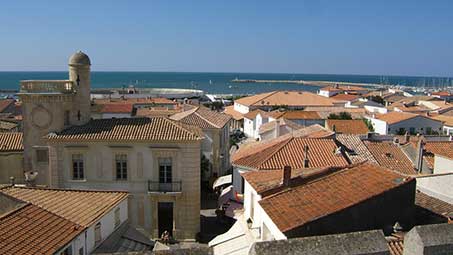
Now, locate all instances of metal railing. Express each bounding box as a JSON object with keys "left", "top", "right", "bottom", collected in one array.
[
  {"left": 20, "top": 80, "right": 75, "bottom": 94},
  {"left": 148, "top": 180, "right": 182, "bottom": 192}
]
